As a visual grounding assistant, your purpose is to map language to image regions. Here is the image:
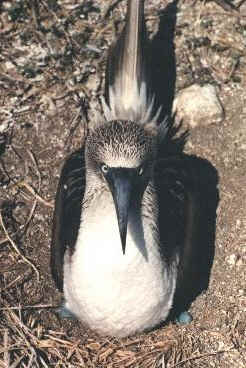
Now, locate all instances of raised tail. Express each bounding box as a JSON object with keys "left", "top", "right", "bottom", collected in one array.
[{"left": 103, "top": 0, "right": 162, "bottom": 127}]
